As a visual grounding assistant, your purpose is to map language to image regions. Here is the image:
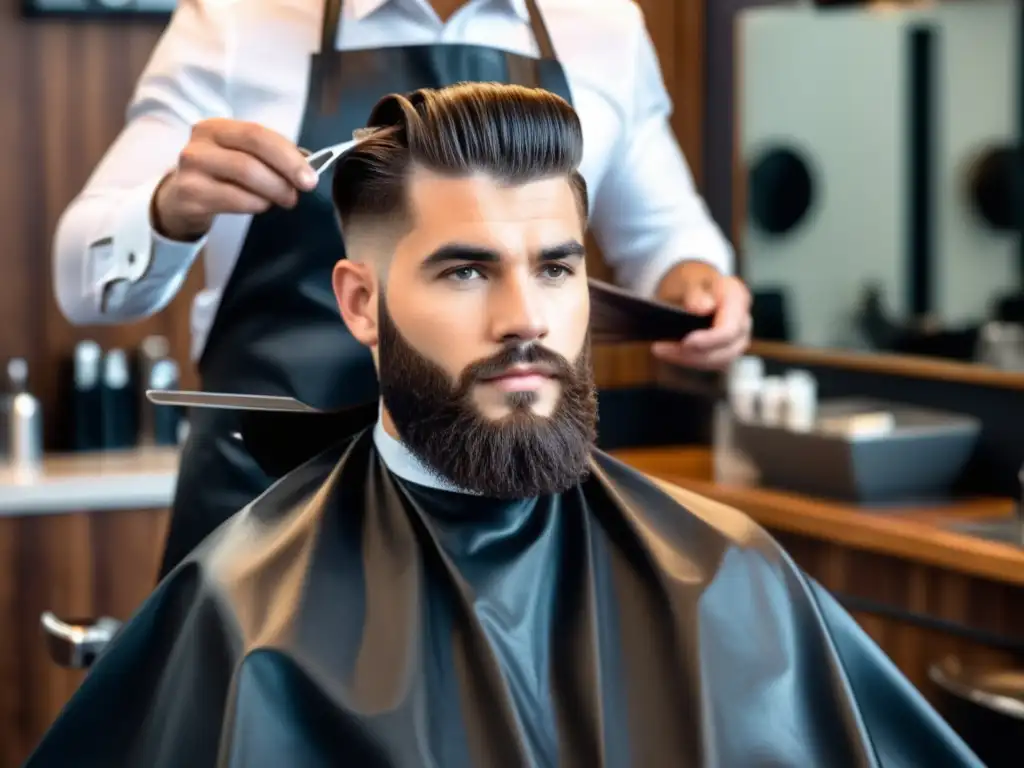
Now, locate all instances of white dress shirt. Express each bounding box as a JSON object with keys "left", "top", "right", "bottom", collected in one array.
[{"left": 53, "top": 0, "right": 734, "bottom": 361}]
